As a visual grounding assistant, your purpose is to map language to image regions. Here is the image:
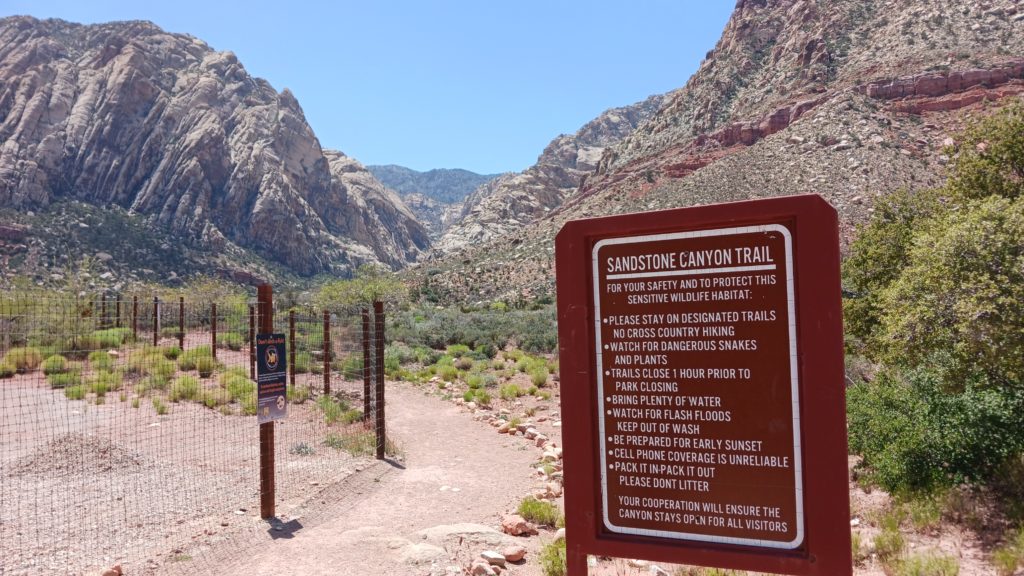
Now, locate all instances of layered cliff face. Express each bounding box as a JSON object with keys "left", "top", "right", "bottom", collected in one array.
[
  {"left": 432, "top": 94, "right": 666, "bottom": 255},
  {"left": 0, "top": 16, "right": 427, "bottom": 277},
  {"left": 418, "top": 0, "right": 1024, "bottom": 303}
]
